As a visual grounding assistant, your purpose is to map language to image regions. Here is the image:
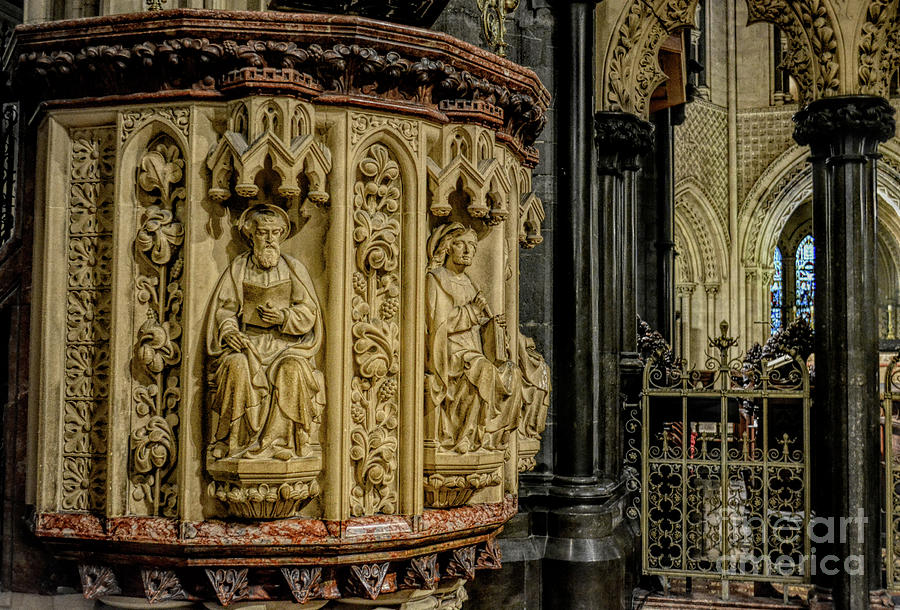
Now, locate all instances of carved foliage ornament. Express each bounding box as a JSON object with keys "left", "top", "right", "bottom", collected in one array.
[
  {"left": 858, "top": 0, "right": 900, "bottom": 96},
  {"left": 349, "top": 143, "right": 401, "bottom": 517},
  {"left": 15, "top": 38, "right": 546, "bottom": 150},
  {"left": 793, "top": 96, "right": 896, "bottom": 149},
  {"left": 63, "top": 129, "right": 115, "bottom": 513},
  {"left": 745, "top": 0, "right": 840, "bottom": 104},
  {"left": 130, "top": 137, "right": 185, "bottom": 517},
  {"left": 604, "top": 0, "right": 699, "bottom": 119}
]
